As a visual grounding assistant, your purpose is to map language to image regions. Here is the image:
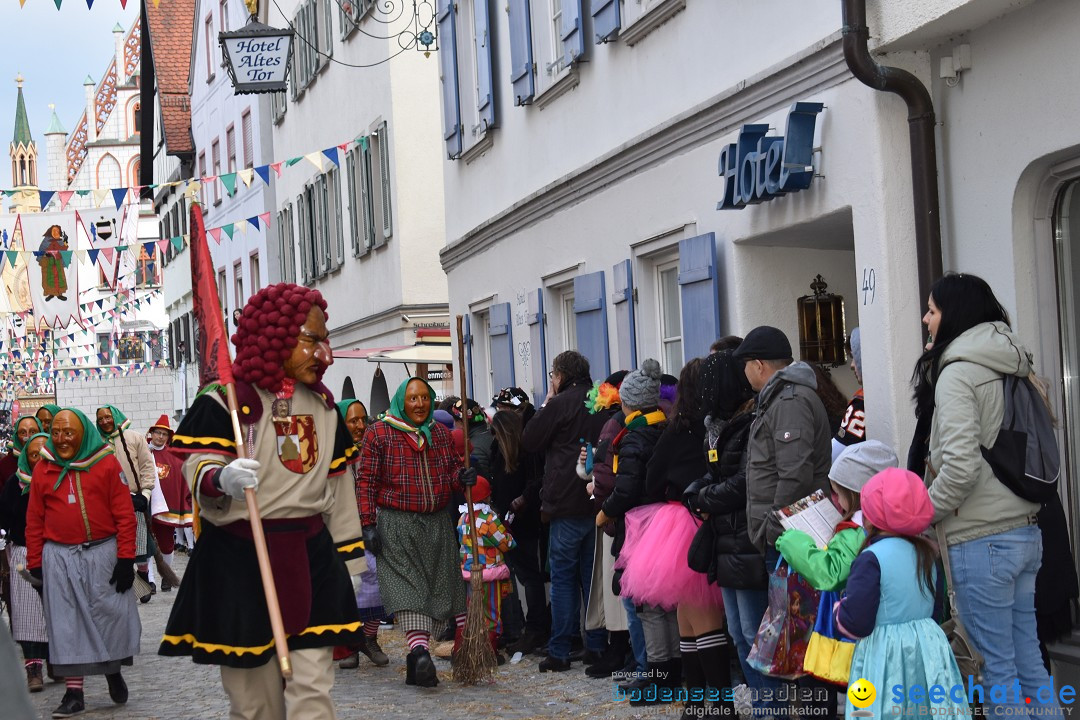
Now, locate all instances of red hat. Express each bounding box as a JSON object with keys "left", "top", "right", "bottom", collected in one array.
[
  {"left": 149, "top": 414, "right": 173, "bottom": 436},
  {"left": 472, "top": 475, "right": 491, "bottom": 503},
  {"left": 861, "top": 468, "right": 935, "bottom": 536}
]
